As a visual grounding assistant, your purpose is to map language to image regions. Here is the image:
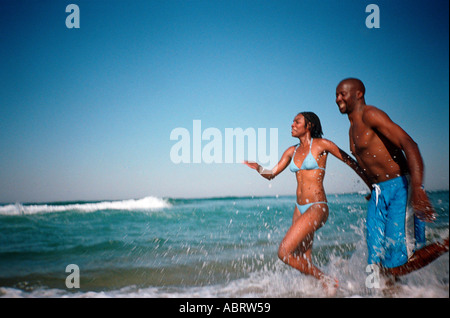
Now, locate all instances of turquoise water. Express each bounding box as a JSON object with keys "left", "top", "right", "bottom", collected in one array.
[{"left": 0, "top": 192, "right": 448, "bottom": 297}]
